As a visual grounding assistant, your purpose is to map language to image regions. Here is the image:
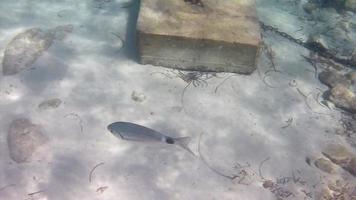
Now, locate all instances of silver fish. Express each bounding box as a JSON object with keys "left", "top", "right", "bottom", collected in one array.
[{"left": 107, "top": 122, "right": 194, "bottom": 155}]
